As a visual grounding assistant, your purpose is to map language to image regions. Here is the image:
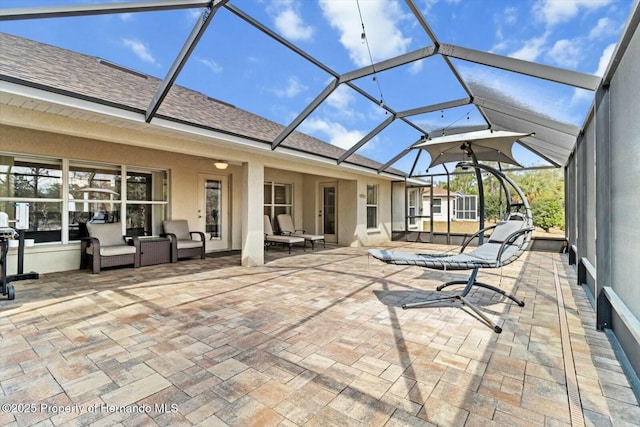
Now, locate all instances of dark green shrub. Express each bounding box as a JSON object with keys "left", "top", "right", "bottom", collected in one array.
[{"left": 531, "top": 196, "right": 564, "bottom": 232}]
